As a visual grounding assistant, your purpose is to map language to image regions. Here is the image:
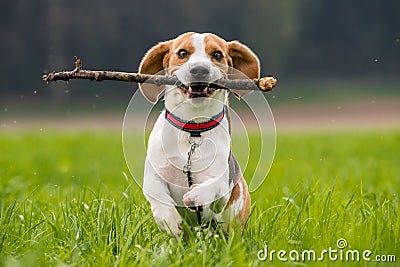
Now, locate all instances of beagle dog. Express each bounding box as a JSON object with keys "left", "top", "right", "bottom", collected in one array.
[{"left": 139, "top": 32, "right": 260, "bottom": 237}]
